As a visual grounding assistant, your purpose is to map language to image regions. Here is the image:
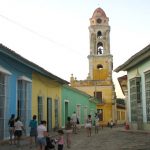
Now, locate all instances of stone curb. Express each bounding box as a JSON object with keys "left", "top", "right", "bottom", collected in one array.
[
  {"left": 119, "top": 129, "right": 150, "bottom": 134},
  {"left": 0, "top": 131, "right": 58, "bottom": 146}
]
